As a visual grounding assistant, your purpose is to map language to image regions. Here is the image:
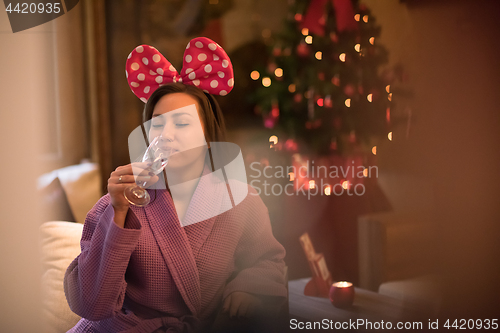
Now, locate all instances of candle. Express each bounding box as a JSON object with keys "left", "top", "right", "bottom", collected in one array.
[{"left": 329, "top": 281, "right": 355, "bottom": 308}]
